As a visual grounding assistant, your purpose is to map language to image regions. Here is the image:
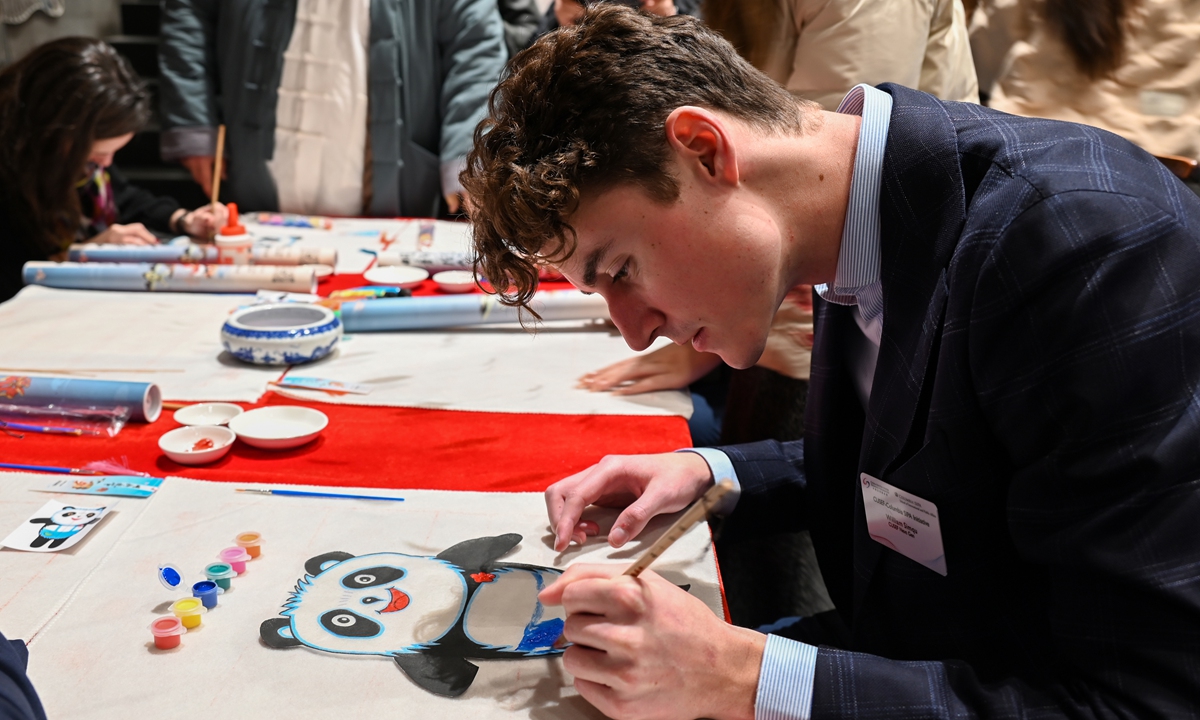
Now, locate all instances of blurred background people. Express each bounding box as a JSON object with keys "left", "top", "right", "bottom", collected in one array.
[
  {"left": 536, "top": 0, "right": 698, "bottom": 37},
  {"left": 0, "top": 37, "right": 226, "bottom": 303},
  {"left": 972, "top": 0, "right": 1199, "bottom": 187},
  {"left": 158, "top": 0, "right": 508, "bottom": 218}
]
